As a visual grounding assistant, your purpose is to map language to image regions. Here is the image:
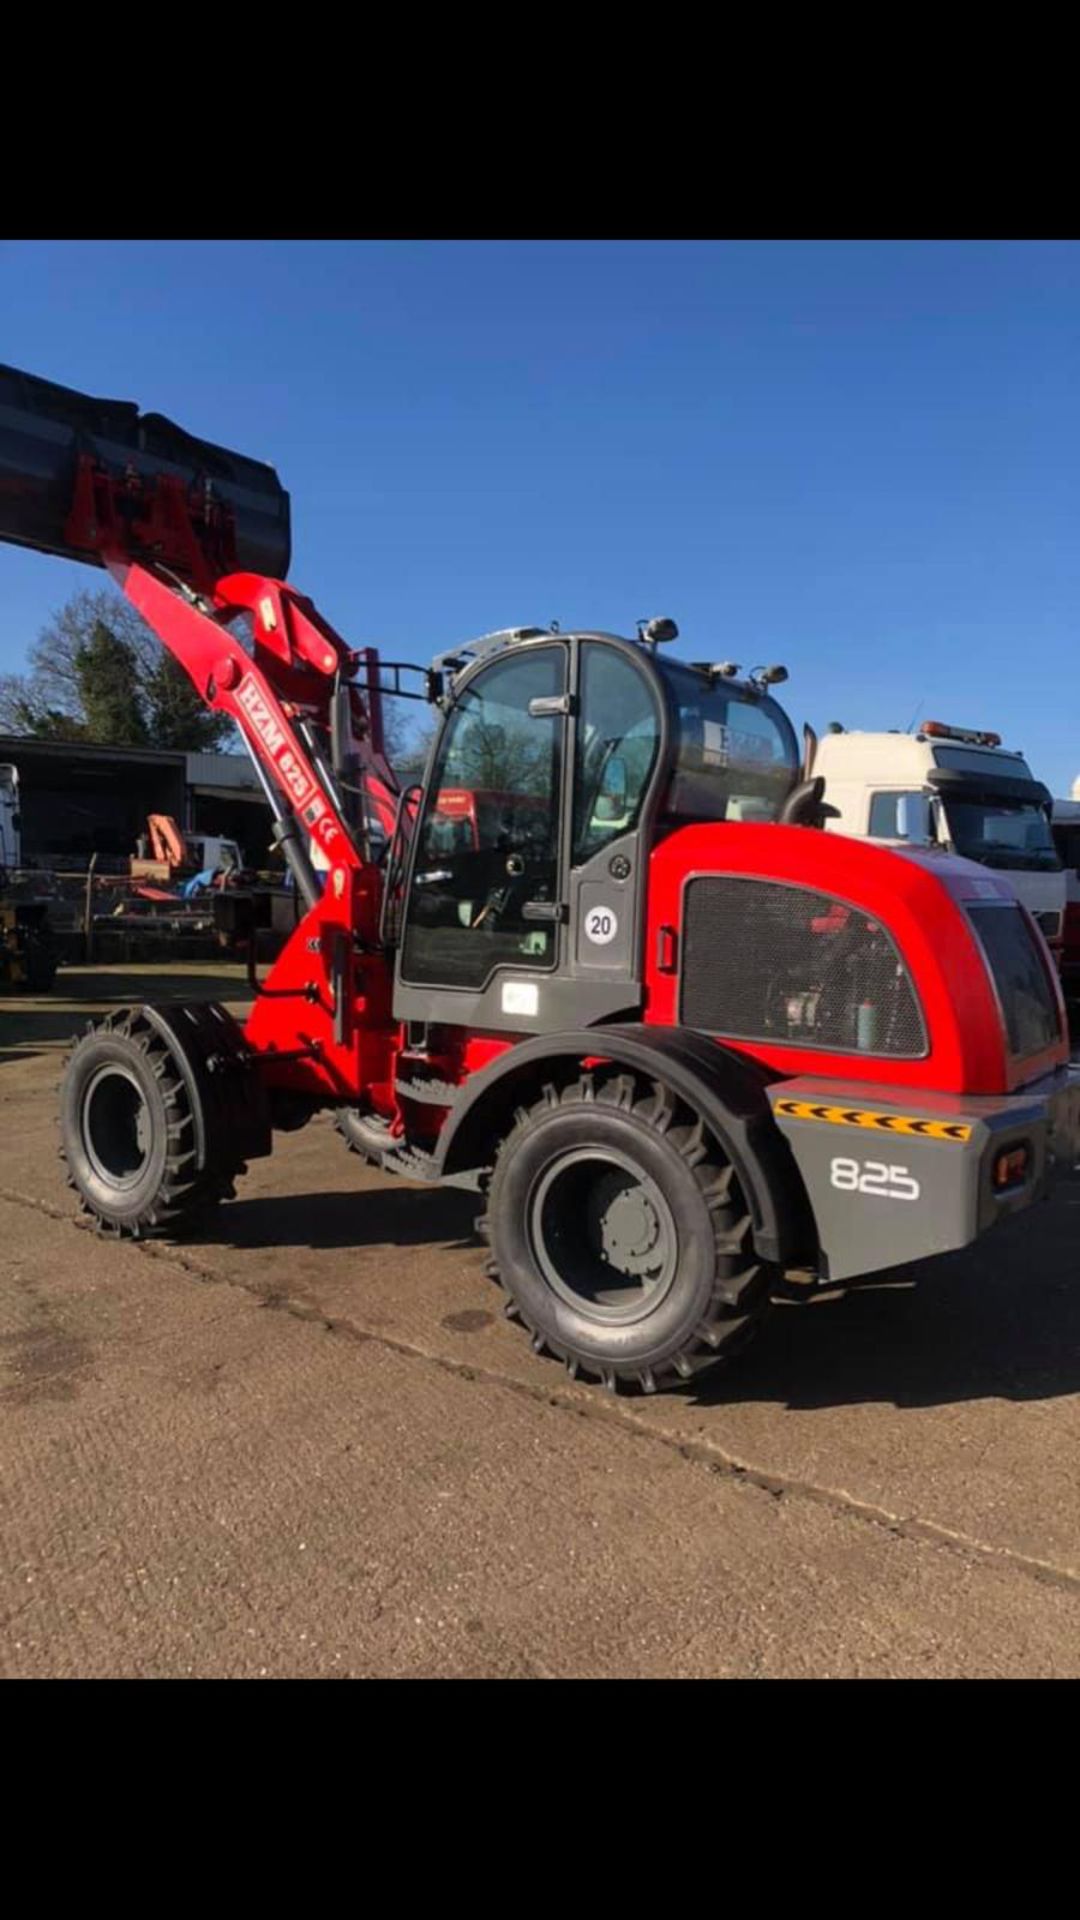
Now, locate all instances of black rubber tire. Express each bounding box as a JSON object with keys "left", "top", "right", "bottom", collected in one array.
[
  {"left": 334, "top": 1106, "right": 394, "bottom": 1164},
  {"left": 479, "top": 1071, "right": 774, "bottom": 1394},
  {"left": 59, "top": 1009, "right": 236, "bottom": 1238},
  {"left": 23, "top": 927, "right": 58, "bottom": 992}
]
